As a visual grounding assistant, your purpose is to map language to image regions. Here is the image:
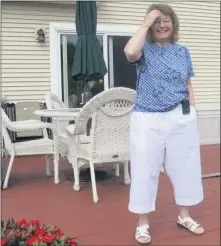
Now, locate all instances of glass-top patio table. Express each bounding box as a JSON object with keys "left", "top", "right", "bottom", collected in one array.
[
  {"left": 33, "top": 108, "right": 112, "bottom": 182},
  {"left": 34, "top": 108, "right": 81, "bottom": 120}
]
